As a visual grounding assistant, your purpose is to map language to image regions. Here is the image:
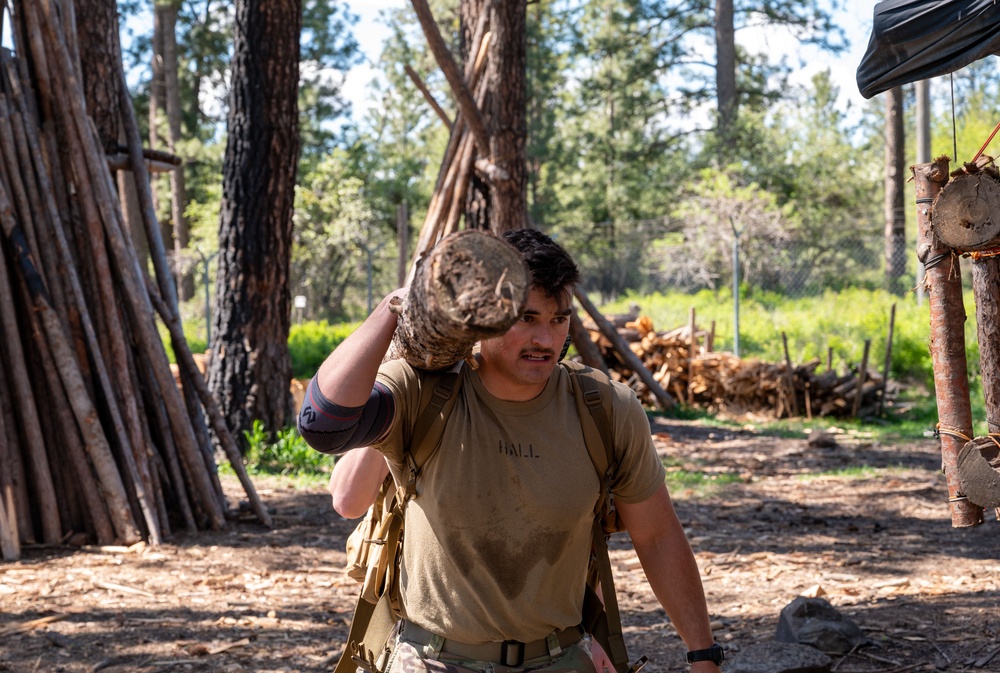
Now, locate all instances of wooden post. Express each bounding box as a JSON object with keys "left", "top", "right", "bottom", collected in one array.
[
  {"left": 781, "top": 332, "right": 799, "bottom": 417},
  {"left": 852, "top": 339, "right": 871, "bottom": 418},
  {"left": 913, "top": 159, "right": 983, "bottom": 527},
  {"left": 877, "top": 303, "right": 896, "bottom": 416},
  {"left": 687, "top": 308, "right": 696, "bottom": 404}
]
